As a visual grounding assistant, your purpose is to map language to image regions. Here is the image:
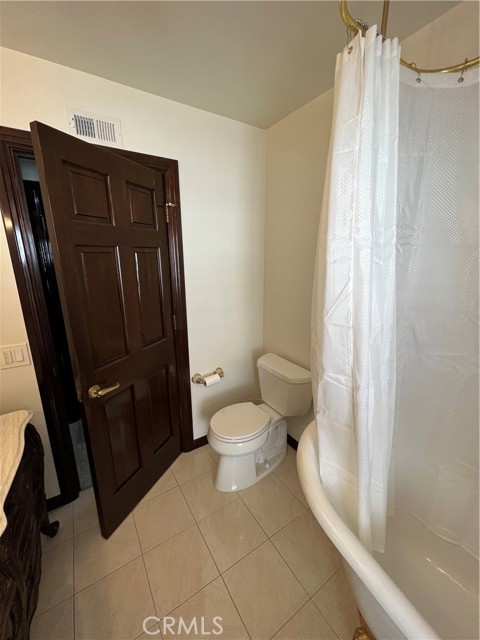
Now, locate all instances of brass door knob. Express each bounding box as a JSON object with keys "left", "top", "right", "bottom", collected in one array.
[{"left": 88, "top": 382, "right": 120, "bottom": 399}]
